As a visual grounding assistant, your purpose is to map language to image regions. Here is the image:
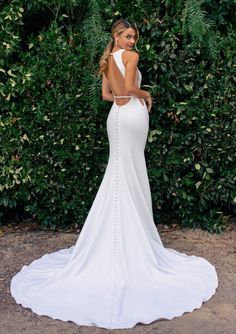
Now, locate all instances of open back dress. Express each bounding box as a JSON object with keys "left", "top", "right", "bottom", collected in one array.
[{"left": 10, "top": 48, "right": 218, "bottom": 330}]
